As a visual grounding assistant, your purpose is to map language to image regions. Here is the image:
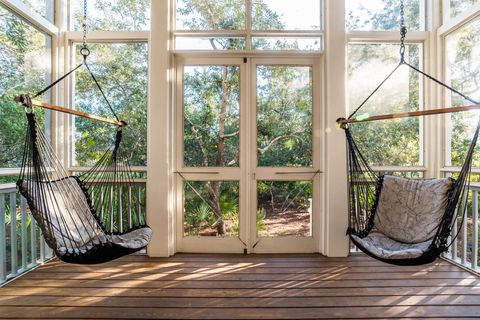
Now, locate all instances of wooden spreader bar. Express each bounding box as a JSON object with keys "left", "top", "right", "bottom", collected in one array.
[
  {"left": 14, "top": 97, "right": 124, "bottom": 127},
  {"left": 338, "top": 104, "right": 480, "bottom": 125}
]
